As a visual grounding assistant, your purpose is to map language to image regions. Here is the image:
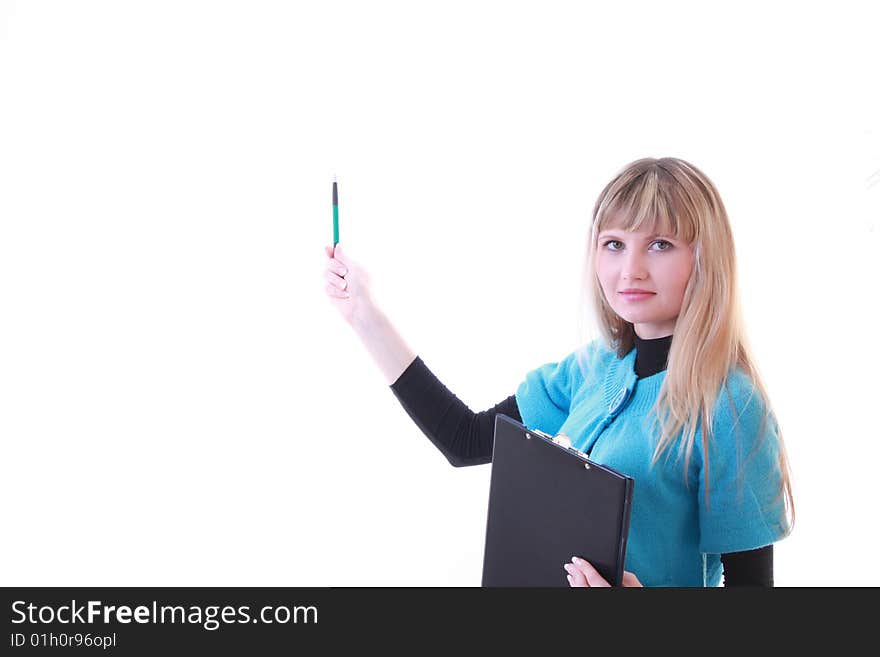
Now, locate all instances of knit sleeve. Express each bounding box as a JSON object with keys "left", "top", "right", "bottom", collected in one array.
[
  {"left": 696, "top": 372, "right": 792, "bottom": 554},
  {"left": 389, "top": 356, "right": 522, "bottom": 467},
  {"left": 513, "top": 349, "right": 581, "bottom": 436},
  {"left": 721, "top": 544, "right": 774, "bottom": 586}
]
